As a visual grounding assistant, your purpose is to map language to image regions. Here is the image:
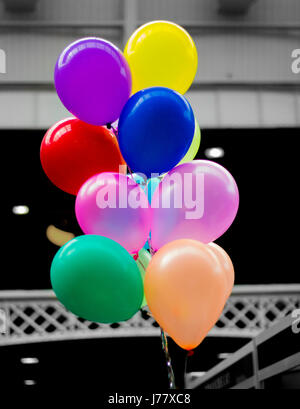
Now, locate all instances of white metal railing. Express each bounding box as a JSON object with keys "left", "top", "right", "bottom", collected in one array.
[
  {"left": 186, "top": 314, "right": 300, "bottom": 389},
  {"left": 0, "top": 285, "right": 300, "bottom": 346}
]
